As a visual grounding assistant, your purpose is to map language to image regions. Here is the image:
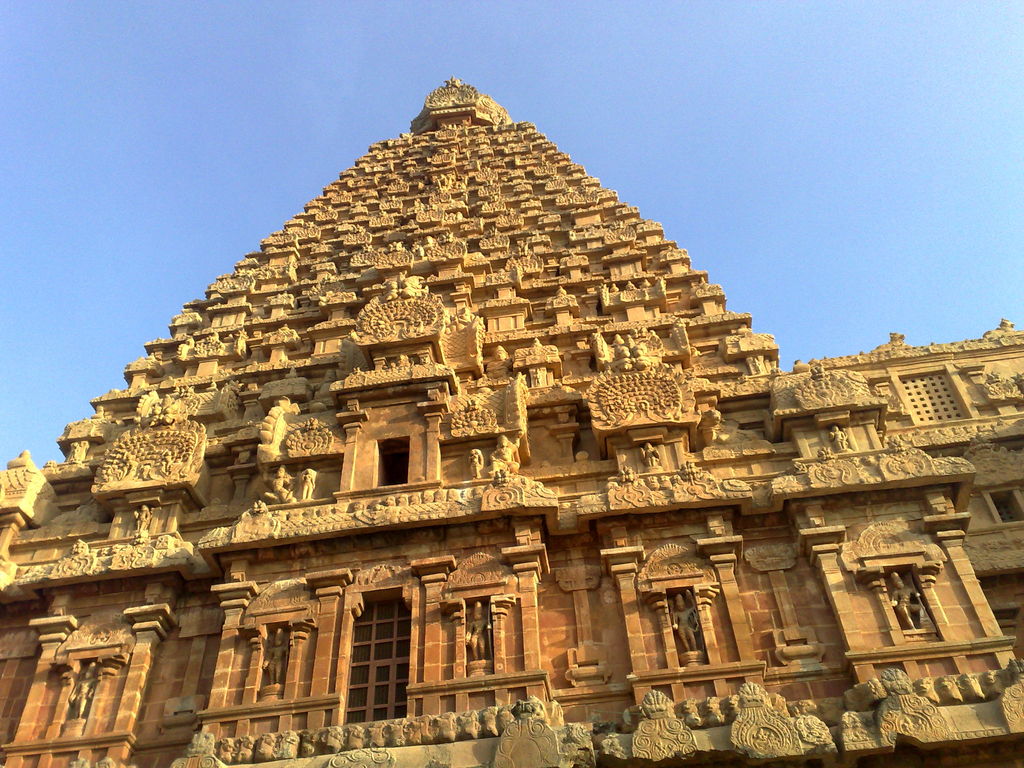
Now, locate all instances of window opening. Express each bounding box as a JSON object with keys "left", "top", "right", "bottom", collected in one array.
[
  {"left": 378, "top": 438, "right": 410, "bottom": 487},
  {"left": 991, "top": 491, "right": 1024, "bottom": 523},
  {"left": 900, "top": 373, "right": 964, "bottom": 423},
  {"left": 346, "top": 599, "right": 411, "bottom": 723}
]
